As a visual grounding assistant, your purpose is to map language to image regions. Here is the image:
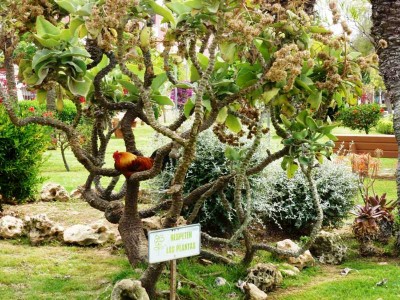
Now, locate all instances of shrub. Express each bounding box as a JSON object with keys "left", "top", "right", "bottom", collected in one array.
[
  {"left": 376, "top": 116, "right": 394, "bottom": 134},
  {"left": 253, "top": 160, "right": 358, "bottom": 232},
  {"left": 19, "top": 99, "right": 77, "bottom": 124},
  {"left": 0, "top": 106, "right": 50, "bottom": 203},
  {"left": 338, "top": 103, "right": 382, "bottom": 134},
  {"left": 154, "top": 130, "right": 261, "bottom": 236}
]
